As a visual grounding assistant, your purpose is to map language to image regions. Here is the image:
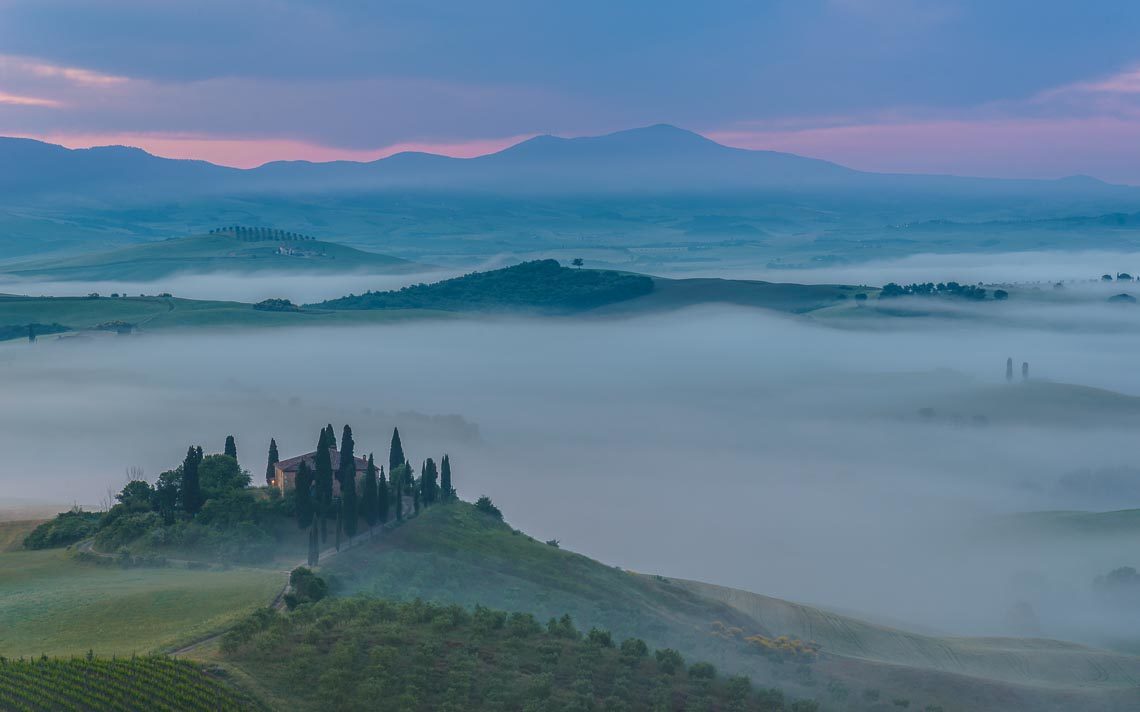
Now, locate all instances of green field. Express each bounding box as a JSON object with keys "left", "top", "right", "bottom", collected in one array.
[
  {"left": 0, "top": 547, "right": 280, "bottom": 657},
  {"left": 0, "top": 656, "right": 259, "bottom": 712},
  {"left": 0, "top": 233, "right": 421, "bottom": 281}
]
